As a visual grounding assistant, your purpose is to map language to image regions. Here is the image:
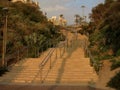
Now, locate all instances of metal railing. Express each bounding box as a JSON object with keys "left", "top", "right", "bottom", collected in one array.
[
  {"left": 86, "top": 48, "right": 95, "bottom": 66},
  {"left": 72, "top": 33, "right": 103, "bottom": 74},
  {"left": 0, "top": 35, "right": 63, "bottom": 68},
  {"left": 39, "top": 36, "right": 67, "bottom": 83},
  {"left": 1, "top": 47, "right": 28, "bottom": 67},
  {"left": 39, "top": 48, "right": 55, "bottom": 83},
  {"left": 86, "top": 47, "right": 103, "bottom": 74}
]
